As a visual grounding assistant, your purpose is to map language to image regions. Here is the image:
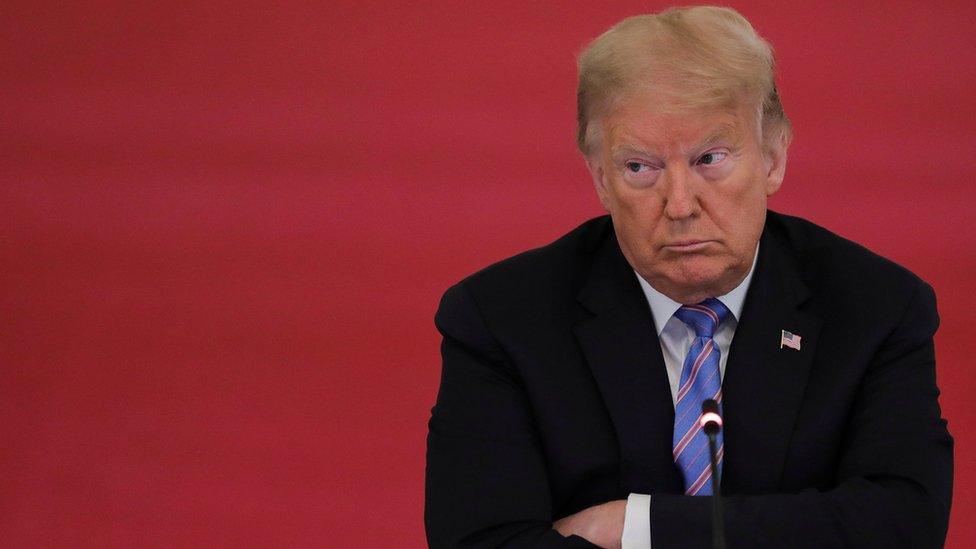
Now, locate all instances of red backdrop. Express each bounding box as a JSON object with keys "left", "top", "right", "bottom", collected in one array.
[{"left": 2, "top": 1, "right": 974, "bottom": 546}]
